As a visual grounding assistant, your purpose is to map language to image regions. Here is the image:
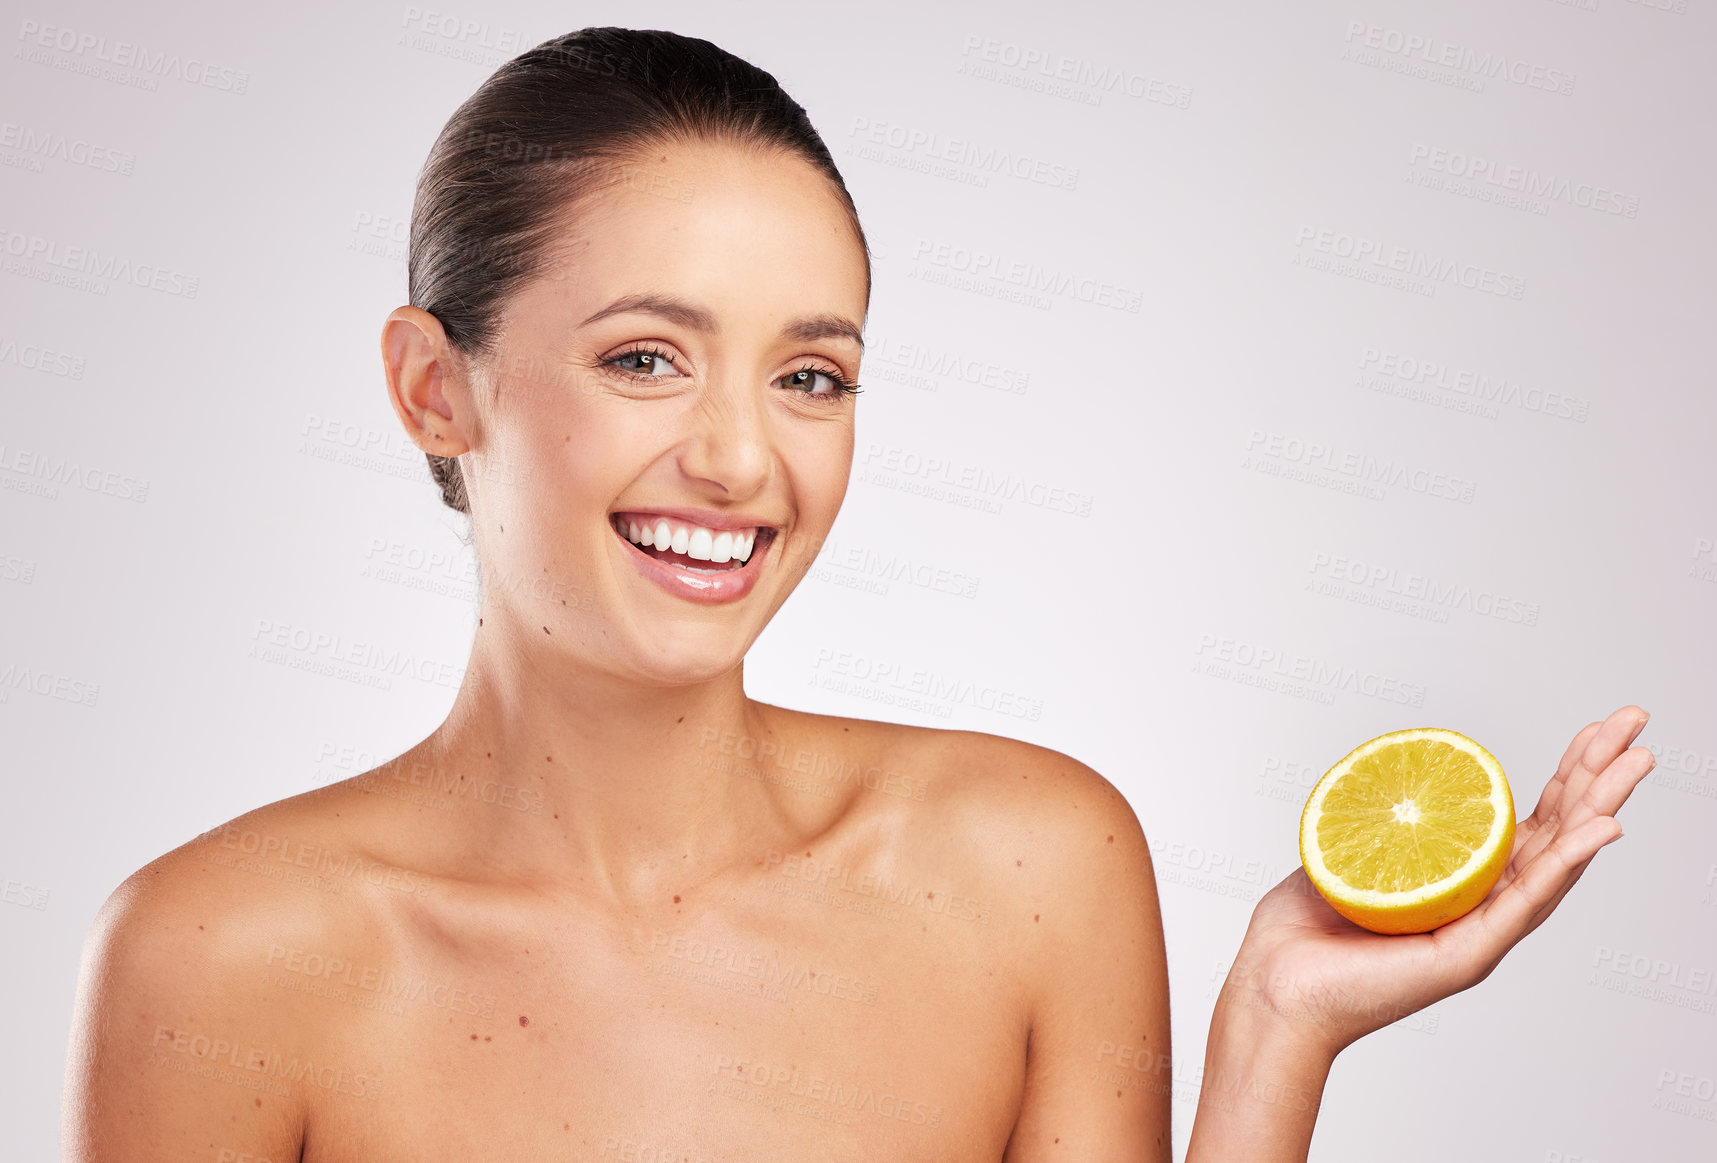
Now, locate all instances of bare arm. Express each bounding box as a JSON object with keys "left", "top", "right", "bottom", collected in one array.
[{"left": 995, "top": 753, "right": 1173, "bottom": 1162}]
